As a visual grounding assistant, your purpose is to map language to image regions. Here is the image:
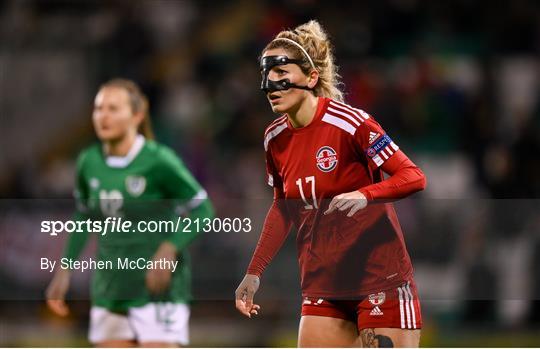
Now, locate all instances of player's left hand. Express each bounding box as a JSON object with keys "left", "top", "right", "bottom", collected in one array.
[
  {"left": 146, "top": 241, "right": 177, "bottom": 294},
  {"left": 324, "top": 190, "right": 368, "bottom": 217}
]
